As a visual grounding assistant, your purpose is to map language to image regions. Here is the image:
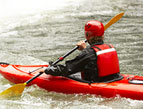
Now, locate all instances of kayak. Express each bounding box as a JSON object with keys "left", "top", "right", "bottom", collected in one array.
[{"left": 0, "top": 63, "right": 143, "bottom": 100}]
